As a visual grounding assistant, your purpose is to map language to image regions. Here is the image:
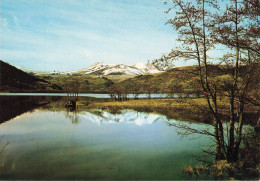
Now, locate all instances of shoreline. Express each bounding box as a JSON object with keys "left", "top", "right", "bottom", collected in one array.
[{"left": 87, "top": 98, "right": 259, "bottom": 126}]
